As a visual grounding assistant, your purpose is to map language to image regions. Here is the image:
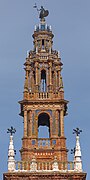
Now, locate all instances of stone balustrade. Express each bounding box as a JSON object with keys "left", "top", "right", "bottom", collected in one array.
[
  {"left": 38, "top": 92, "right": 49, "bottom": 99},
  {"left": 29, "top": 92, "right": 50, "bottom": 99},
  {"left": 28, "top": 92, "right": 63, "bottom": 100},
  {"left": 15, "top": 161, "right": 74, "bottom": 172},
  {"left": 38, "top": 138, "right": 50, "bottom": 147}
]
